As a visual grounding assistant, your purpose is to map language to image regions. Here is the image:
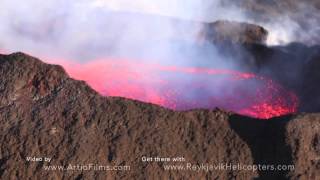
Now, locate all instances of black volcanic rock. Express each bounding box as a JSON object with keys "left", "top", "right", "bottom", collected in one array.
[
  {"left": 0, "top": 52, "right": 319, "bottom": 179},
  {"left": 299, "top": 50, "right": 320, "bottom": 112}
]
